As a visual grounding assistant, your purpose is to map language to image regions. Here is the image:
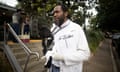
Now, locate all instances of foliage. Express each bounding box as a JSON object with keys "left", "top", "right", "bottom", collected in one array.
[
  {"left": 17, "top": 0, "right": 56, "bottom": 28},
  {"left": 72, "top": 11, "right": 85, "bottom": 26},
  {"left": 97, "top": 0, "right": 120, "bottom": 32},
  {"left": 86, "top": 30, "right": 104, "bottom": 52},
  {"left": 16, "top": 0, "right": 98, "bottom": 38},
  {"left": 89, "top": 15, "right": 98, "bottom": 30},
  {"left": 16, "top": 0, "right": 96, "bottom": 27}
]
